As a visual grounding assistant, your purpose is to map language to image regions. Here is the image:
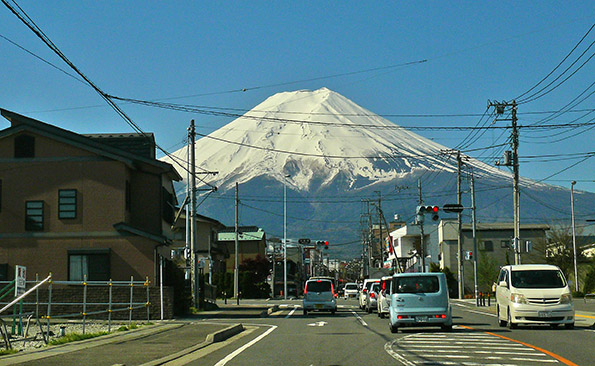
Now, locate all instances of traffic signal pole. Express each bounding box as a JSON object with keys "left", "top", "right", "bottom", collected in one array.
[{"left": 471, "top": 173, "right": 479, "bottom": 306}]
